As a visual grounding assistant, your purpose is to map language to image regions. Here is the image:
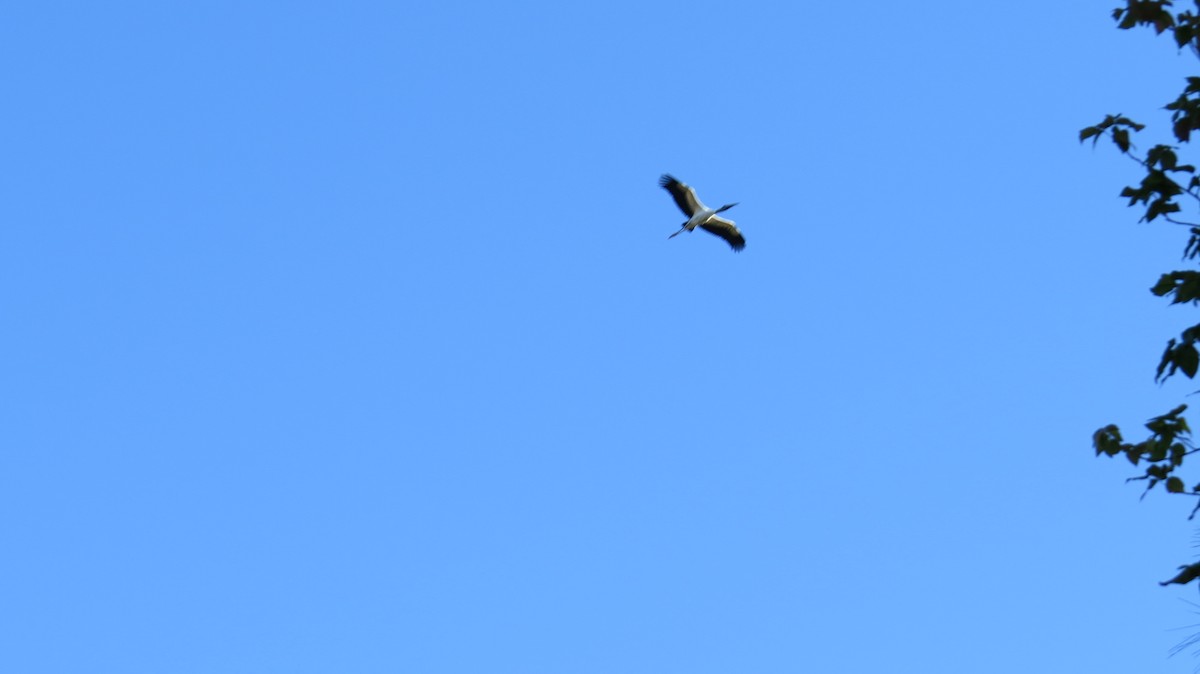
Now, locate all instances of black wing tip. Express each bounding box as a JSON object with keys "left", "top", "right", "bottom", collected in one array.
[
  {"left": 699, "top": 222, "right": 746, "bottom": 252},
  {"left": 659, "top": 174, "right": 679, "bottom": 188}
]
